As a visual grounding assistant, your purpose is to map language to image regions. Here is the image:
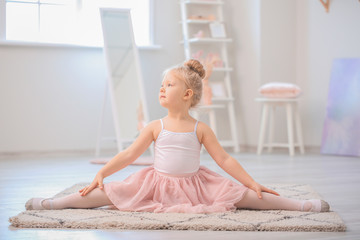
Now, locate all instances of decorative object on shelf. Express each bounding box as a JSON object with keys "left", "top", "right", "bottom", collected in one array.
[
  {"left": 207, "top": 53, "right": 223, "bottom": 67},
  {"left": 191, "top": 50, "right": 223, "bottom": 68},
  {"left": 321, "top": 58, "right": 360, "bottom": 157},
  {"left": 201, "top": 56, "right": 217, "bottom": 105},
  {"left": 209, "top": 22, "right": 226, "bottom": 38},
  {"left": 191, "top": 49, "right": 204, "bottom": 61},
  {"left": 210, "top": 82, "right": 226, "bottom": 98},
  {"left": 202, "top": 79, "right": 213, "bottom": 105},
  {"left": 193, "top": 30, "right": 205, "bottom": 38},
  {"left": 319, "top": 0, "right": 330, "bottom": 13},
  {"left": 188, "top": 14, "right": 216, "bottom": 21},
  {"left": 258, "top": 82, "right": 302, "bottom": 98}
]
